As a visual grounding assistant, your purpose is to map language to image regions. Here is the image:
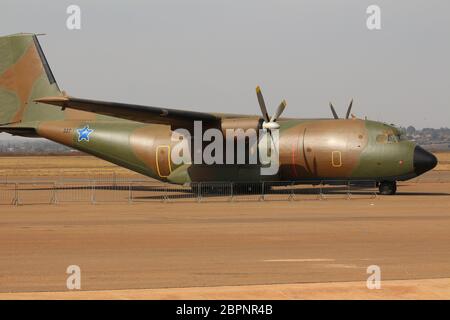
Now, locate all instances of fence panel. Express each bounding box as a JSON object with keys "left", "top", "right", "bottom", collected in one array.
[
  {"left": 165, "top": 183, "right": 197, "bottom": 202},
  {"left": 291, "top": 182, "right": 322, "bottom": 201},
  {"left": 262, "top": 181, "right": 294, "bottom": 201},
  {"left": 54, "top": 181, "right": 94, "bottom": 203},
  {"left": 230, "top": 182, "right": 264, "bottom": 202},
  {"left": 348, "top": 181, "right": 378, "bottom": 199},
  {"left": 16, "top": 182, "right": 55, "bottom": 205},
  {"left": 198, "top": 182, "right": 232, "bottom": 202},
  {"left": 319, "top": 181, "right": 351, "bottom": 200},
  {"left": 0, "top": 177, "right": 379, "bottom": 205},
  {"left": 92, "top": 182, "right": 131, "bottom": 203},
  {"left": 128, "top": 181, "right": 166, "bottom": 203}
]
